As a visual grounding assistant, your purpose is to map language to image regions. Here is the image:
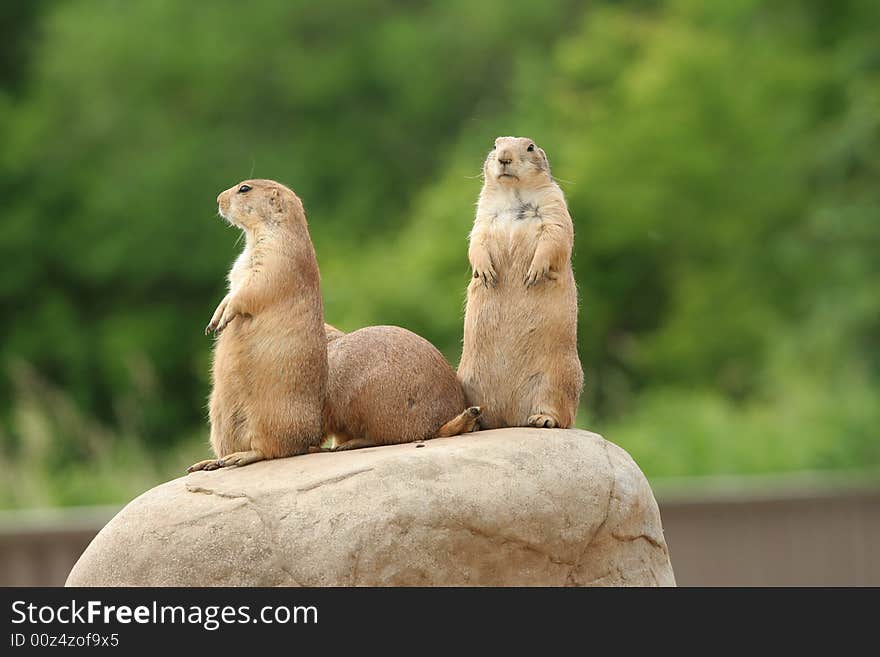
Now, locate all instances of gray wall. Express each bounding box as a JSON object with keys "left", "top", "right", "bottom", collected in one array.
[{"left": 656, "top": 477, "right": 880, "bottom": 586}]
